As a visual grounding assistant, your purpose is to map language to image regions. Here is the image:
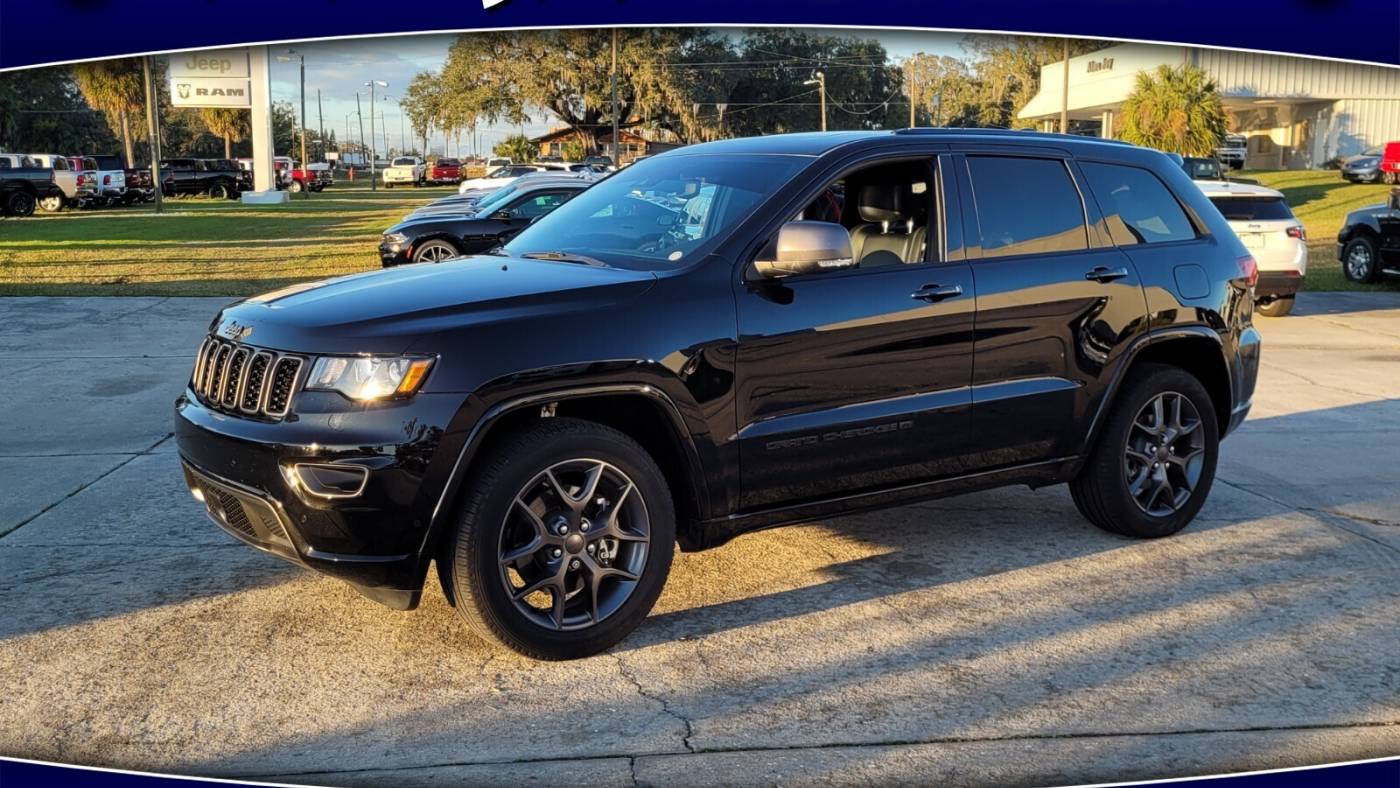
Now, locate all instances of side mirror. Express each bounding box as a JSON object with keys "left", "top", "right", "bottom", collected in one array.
[
  {"left": 753, "top": 221, "right": 855, "bottom": 279},
  {"left": 489, "top": 209, "right": 513, "bottom": 221}
]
